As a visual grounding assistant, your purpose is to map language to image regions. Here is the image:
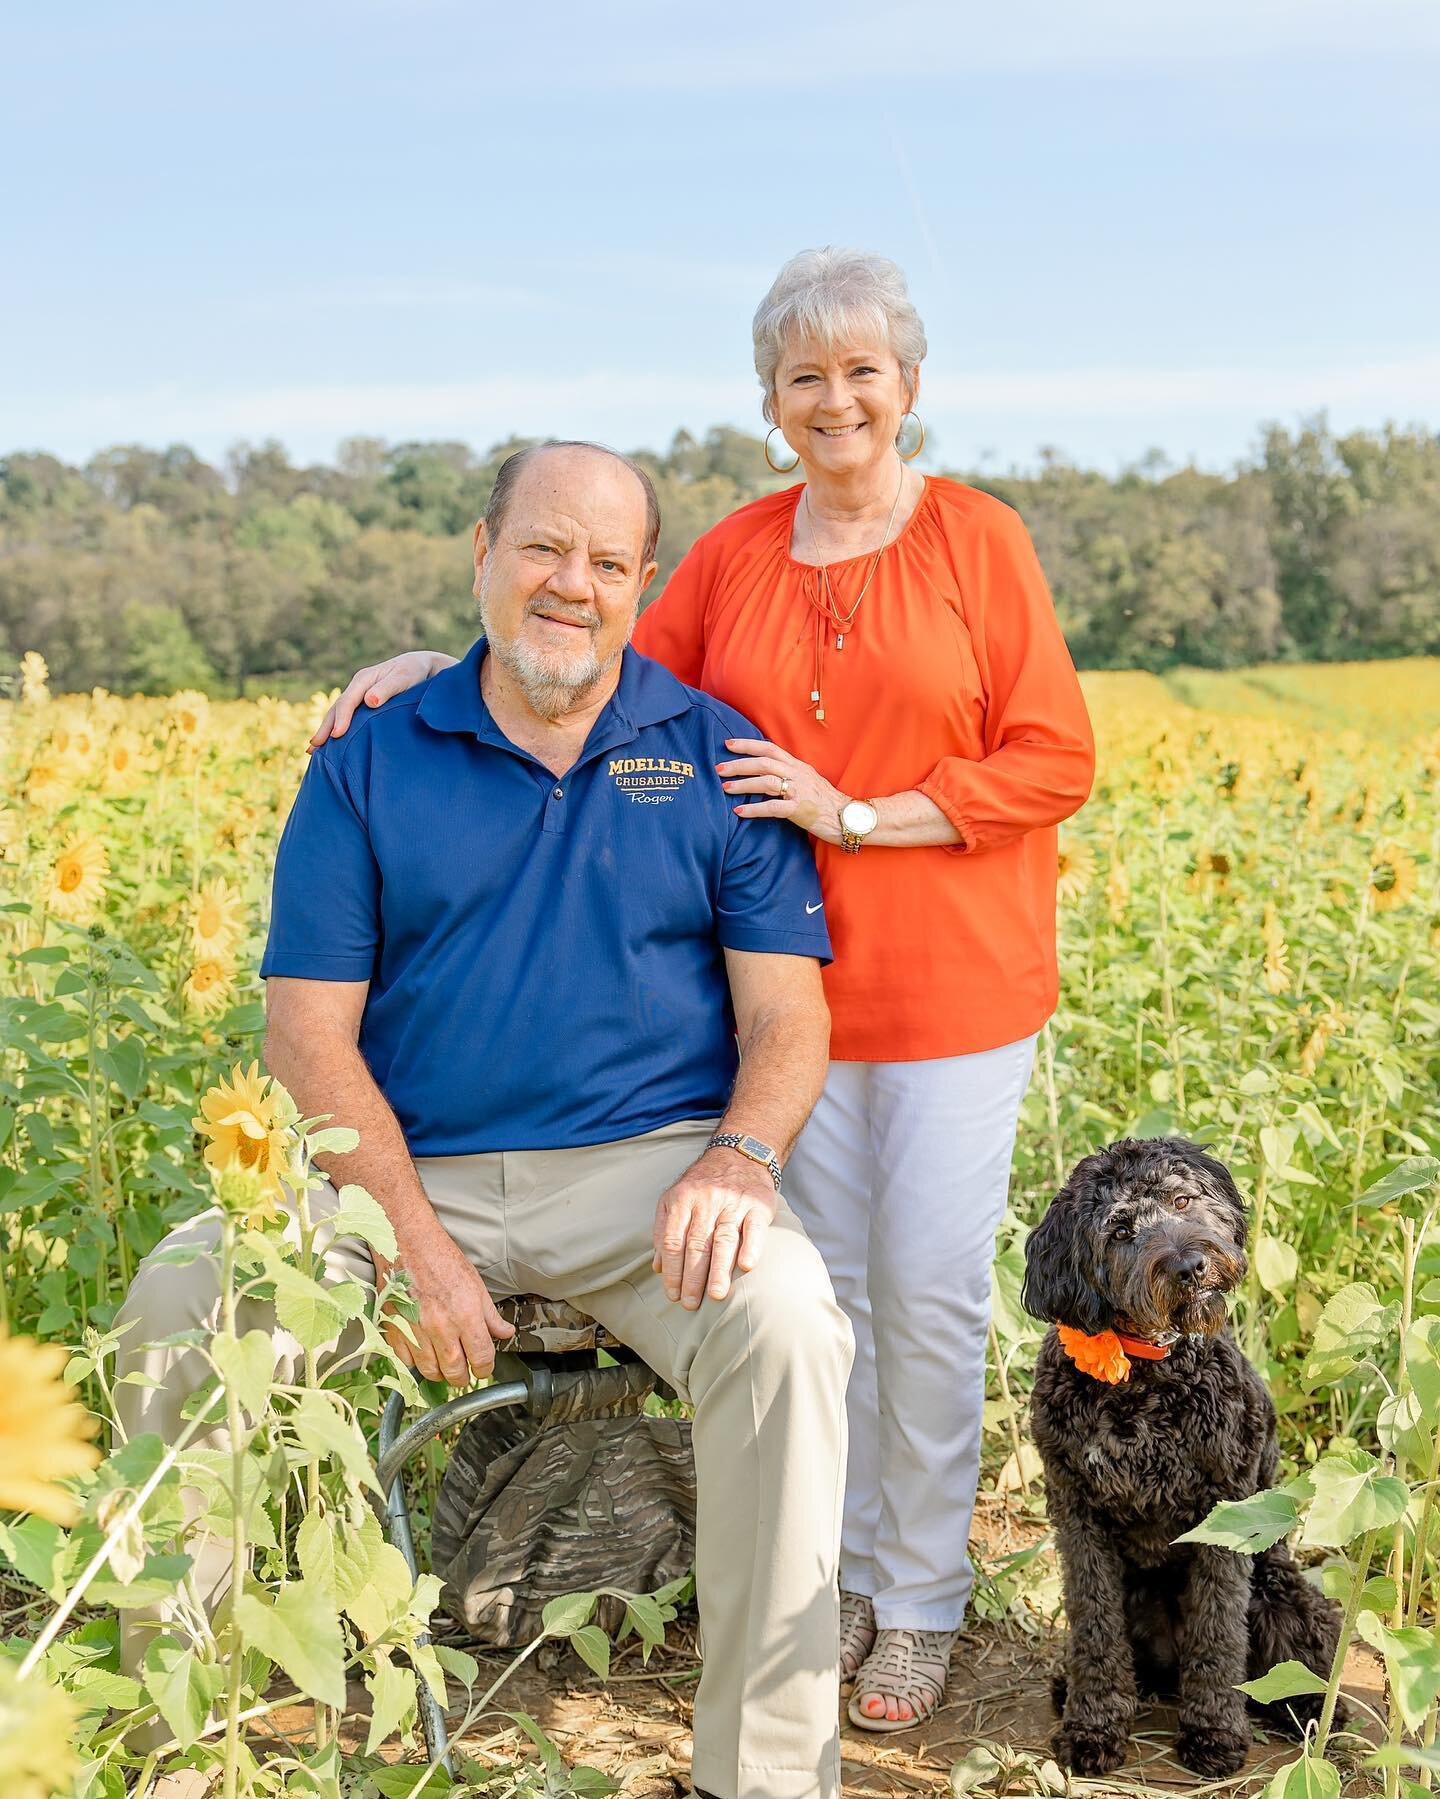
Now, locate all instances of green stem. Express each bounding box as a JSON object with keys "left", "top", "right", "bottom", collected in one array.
[
  {"left": 1315, "top": 1527, "right": 1378, "bottom": 1756},
  {"left": 220, "top": 1216, "right": 248, "bottom": 1799},
  {"left": 1040, "top": 1023, "right": 1065, "bottom": 1189},
  {"left": 988, "top": 1317, "right": 1030, "bottom": 1496},
  {"left": 295, "top": 1173, "right": 329, "bottom": 1756}
]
